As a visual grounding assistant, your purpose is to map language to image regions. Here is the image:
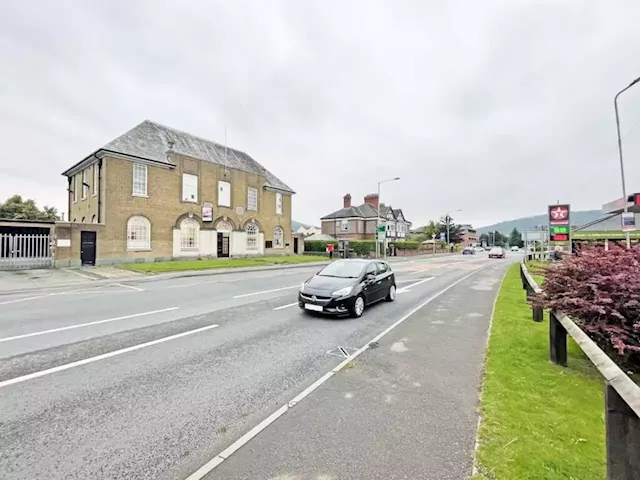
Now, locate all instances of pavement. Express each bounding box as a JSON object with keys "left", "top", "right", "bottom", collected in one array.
[{"left": 0, "top": 252, "right": 518, "bottom": 480}]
